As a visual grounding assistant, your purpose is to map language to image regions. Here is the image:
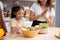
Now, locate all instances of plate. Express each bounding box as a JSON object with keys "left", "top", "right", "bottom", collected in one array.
[{"left": 55, "top": 32, "right": 60, "bottom": 38}]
